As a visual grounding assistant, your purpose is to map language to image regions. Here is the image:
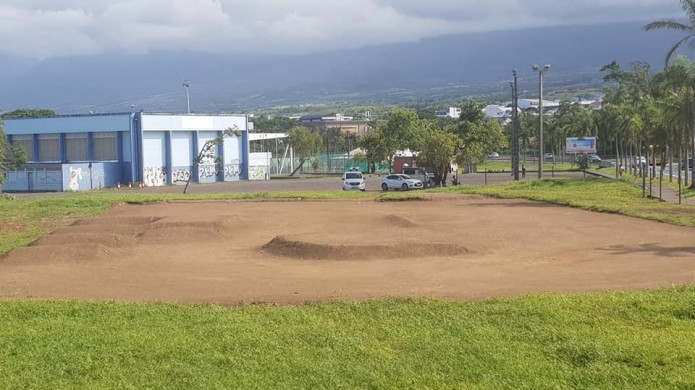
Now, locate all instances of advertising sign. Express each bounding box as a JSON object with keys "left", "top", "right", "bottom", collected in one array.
[{"left": 566, "top": 137, "right": 596, "bottom": 153}]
